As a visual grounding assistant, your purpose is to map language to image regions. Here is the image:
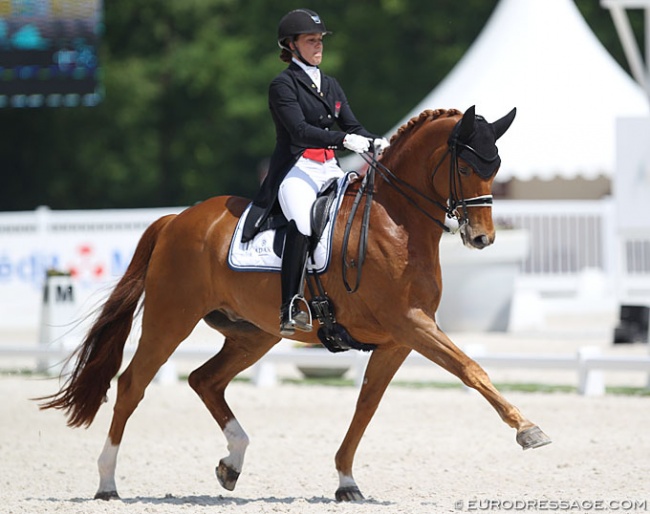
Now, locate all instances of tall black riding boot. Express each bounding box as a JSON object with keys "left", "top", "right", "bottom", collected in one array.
[{"left": 279, "top": 220, "right": 312, "bottom": 336}]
